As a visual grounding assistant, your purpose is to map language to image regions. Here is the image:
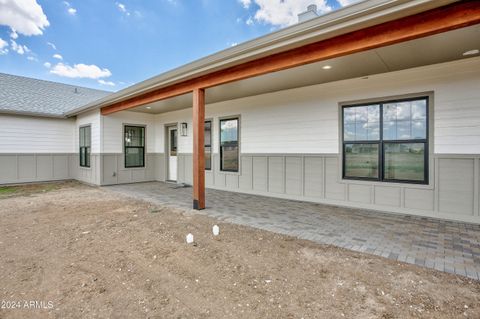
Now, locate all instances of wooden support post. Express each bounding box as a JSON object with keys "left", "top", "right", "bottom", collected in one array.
[{"left": 192, "top": 88, "right": 205, "bottom": 210}]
